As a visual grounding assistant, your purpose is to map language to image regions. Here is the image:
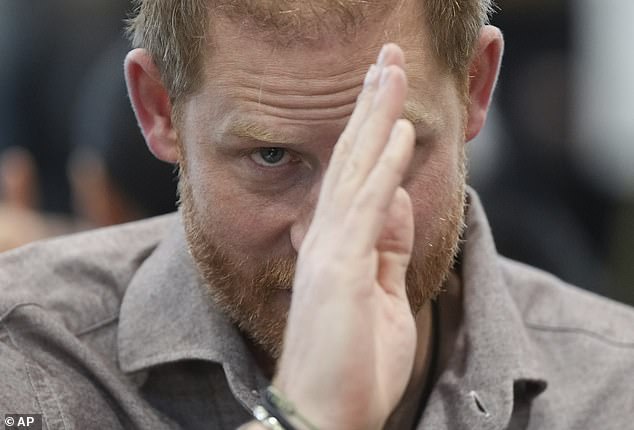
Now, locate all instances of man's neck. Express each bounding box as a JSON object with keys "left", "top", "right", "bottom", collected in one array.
[
  {"left": 247, "top": 338, "right": 277, "bottom": 380},
  {"left": 383, "top": 299, "right": 435, "bottom": 430},
  {"left": 385, "top": 272, "right": 463, "bottom": 430}
]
